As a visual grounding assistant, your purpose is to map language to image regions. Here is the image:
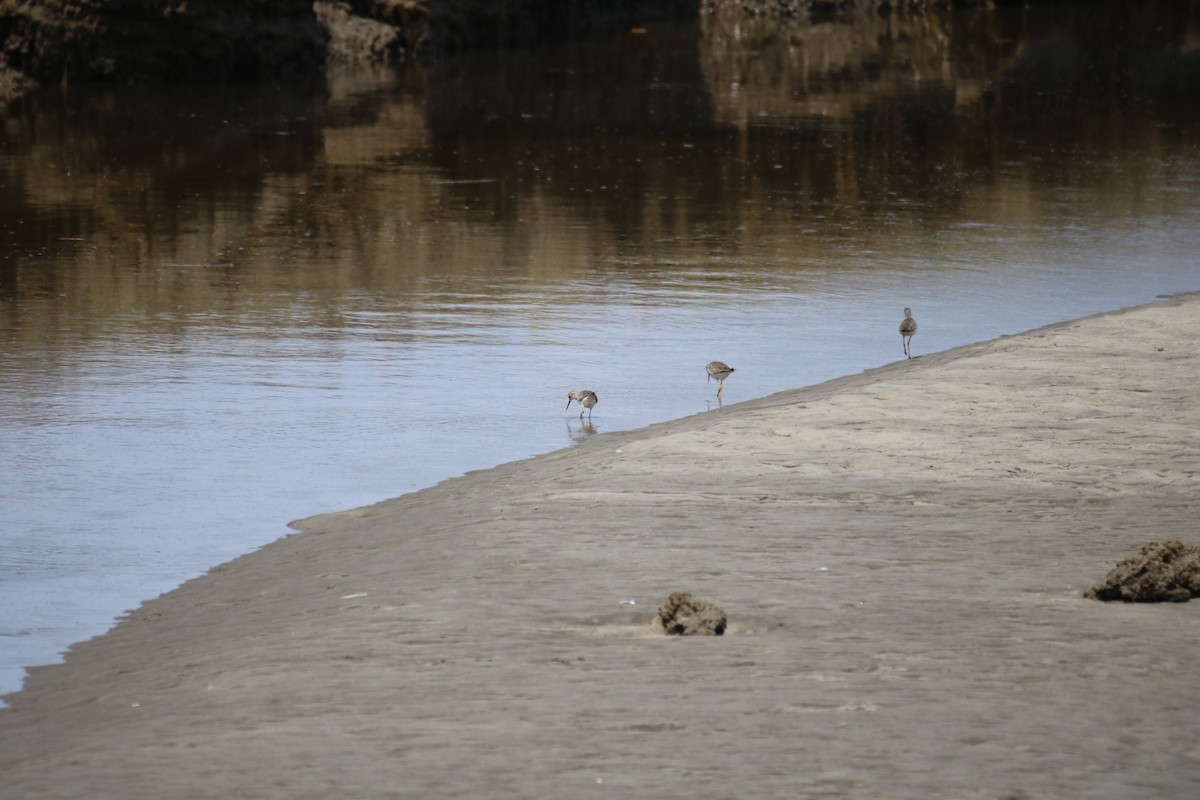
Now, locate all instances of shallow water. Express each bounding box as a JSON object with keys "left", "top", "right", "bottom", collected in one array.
[{"left": 2, "top": 3, "right": 1199, "bottom": 697}]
